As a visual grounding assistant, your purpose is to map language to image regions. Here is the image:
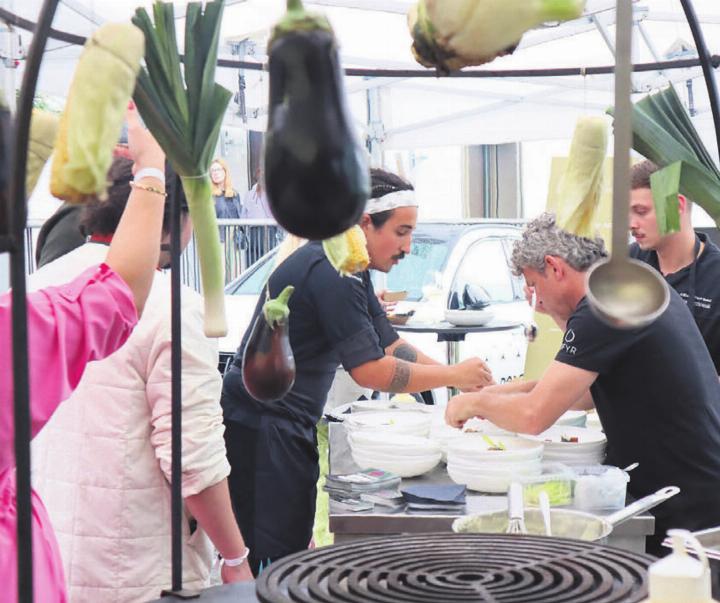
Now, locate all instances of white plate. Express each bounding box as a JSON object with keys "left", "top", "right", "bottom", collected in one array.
[
  {"left": 351, "top": 399, "right": 434, "bottom": 414},
  {"left": 444, "top": 308, "right": 495, "bottom": 327},
  {"left": 345, "top": 411, "right": 432, "bottom": 436},
  {"left": 522, "top": 426, "right": 606, "bottom": 450}
]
